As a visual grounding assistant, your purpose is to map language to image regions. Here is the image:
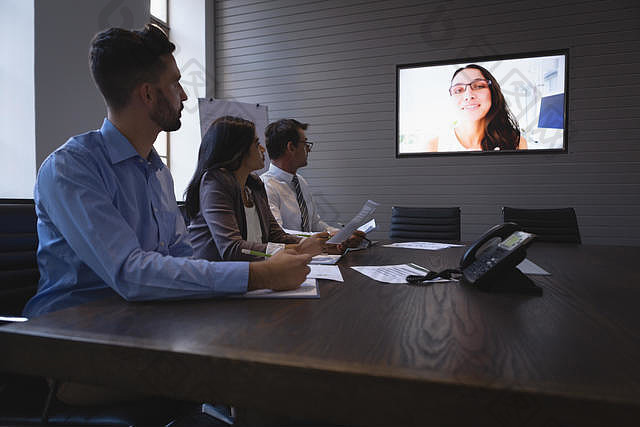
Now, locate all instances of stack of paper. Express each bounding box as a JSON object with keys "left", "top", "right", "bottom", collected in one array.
[
  {"left": 307, "top": 265, "right": 344, "bottom": 282},
  {"left": 310, "top": 254, "right": 343, "bottom": 264}
]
